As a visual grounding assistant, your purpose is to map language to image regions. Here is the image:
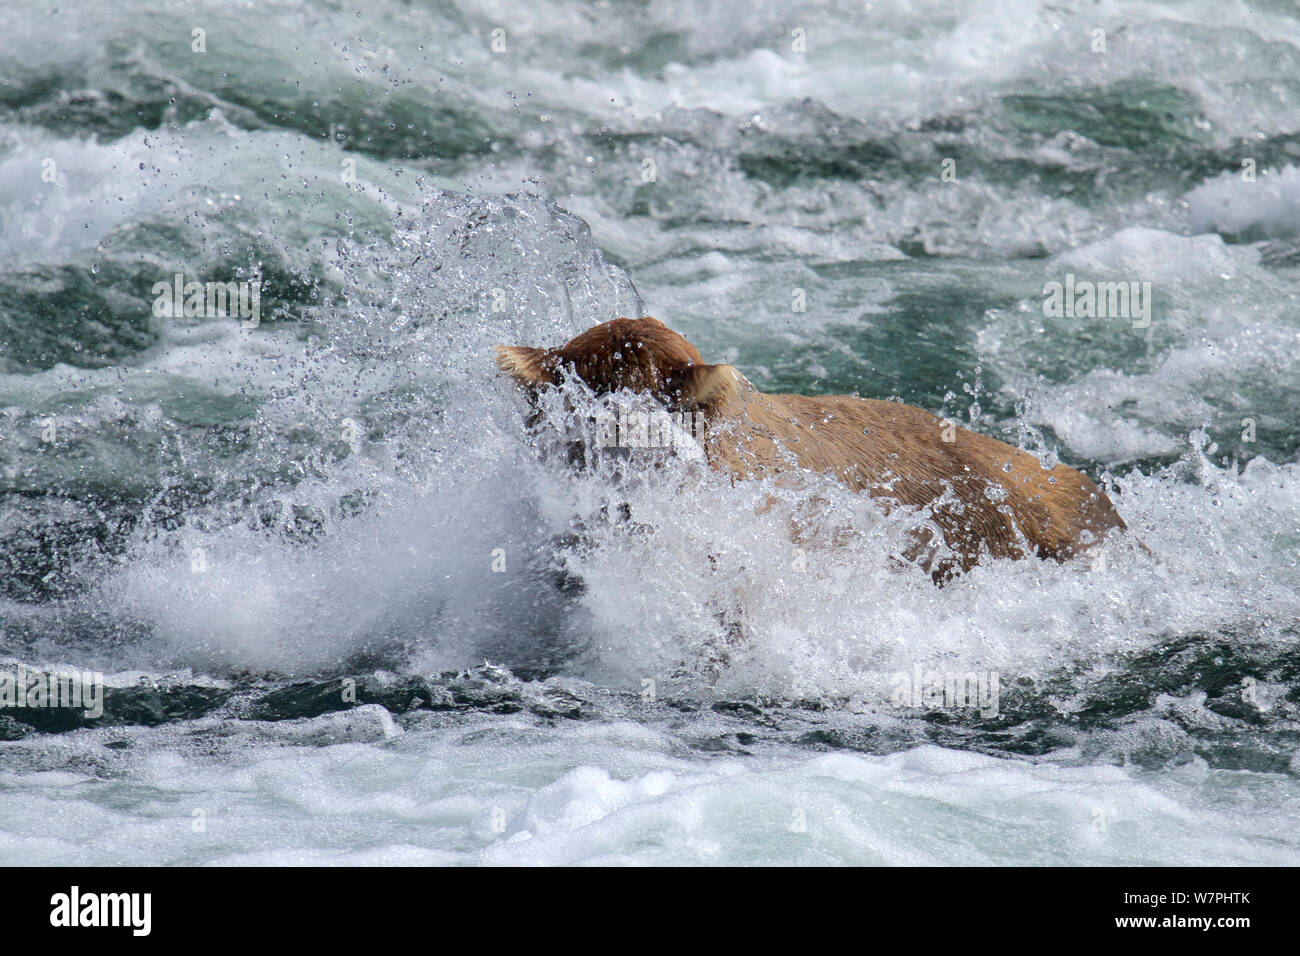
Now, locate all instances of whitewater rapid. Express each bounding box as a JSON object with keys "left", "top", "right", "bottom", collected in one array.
[{"left": 1, "top": 0, "right": 1298, "bottom": 865}]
